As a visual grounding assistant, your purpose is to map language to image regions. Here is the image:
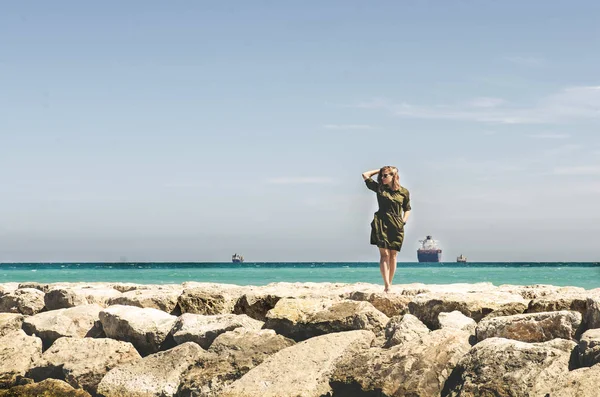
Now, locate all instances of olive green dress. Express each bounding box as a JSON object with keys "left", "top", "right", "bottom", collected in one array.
[{"left": 364, "top": 177, "right": 411, "bottom": 251}]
